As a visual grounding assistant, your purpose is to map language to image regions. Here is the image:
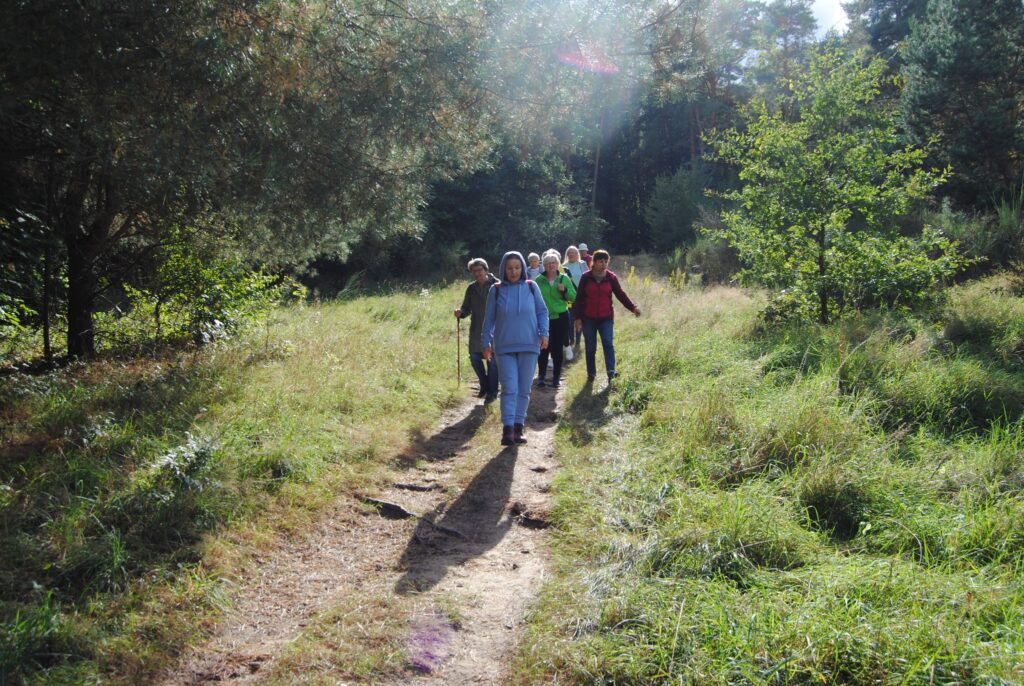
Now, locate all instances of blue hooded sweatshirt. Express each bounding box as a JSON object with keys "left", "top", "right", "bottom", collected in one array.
[{"left": 481, "top": 251, "right": 550, "bottom": 354}]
